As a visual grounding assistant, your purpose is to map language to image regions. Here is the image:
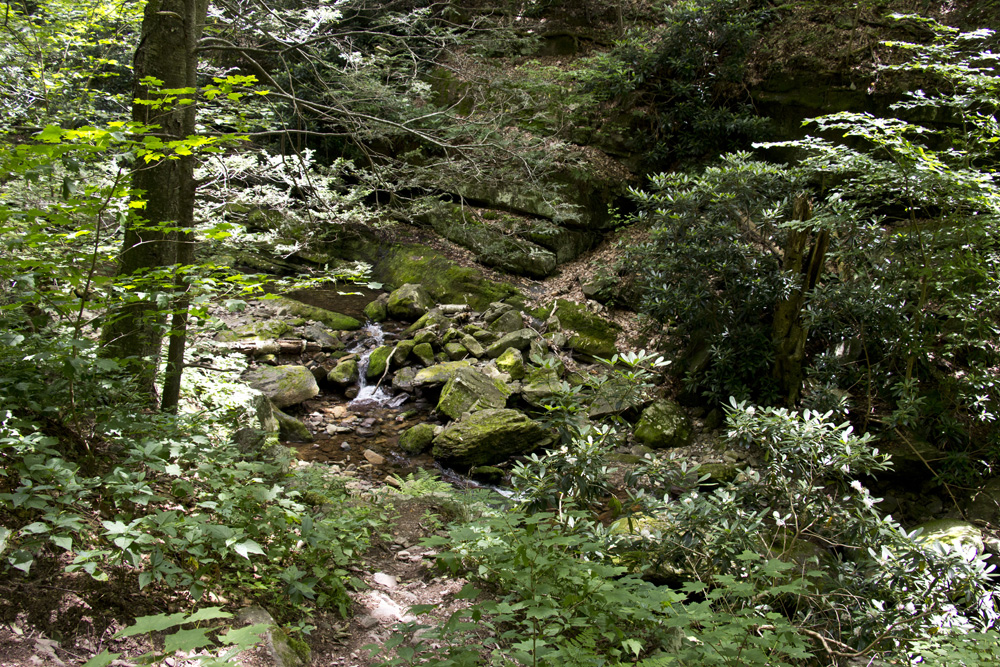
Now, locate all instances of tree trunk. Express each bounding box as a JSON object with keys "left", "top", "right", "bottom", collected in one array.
[
  {"left": 101, "top": 0, "right": 207, "bottom": 405},
  {"left": 772, "top": 195, "right": 828, "bottom": 407}
]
